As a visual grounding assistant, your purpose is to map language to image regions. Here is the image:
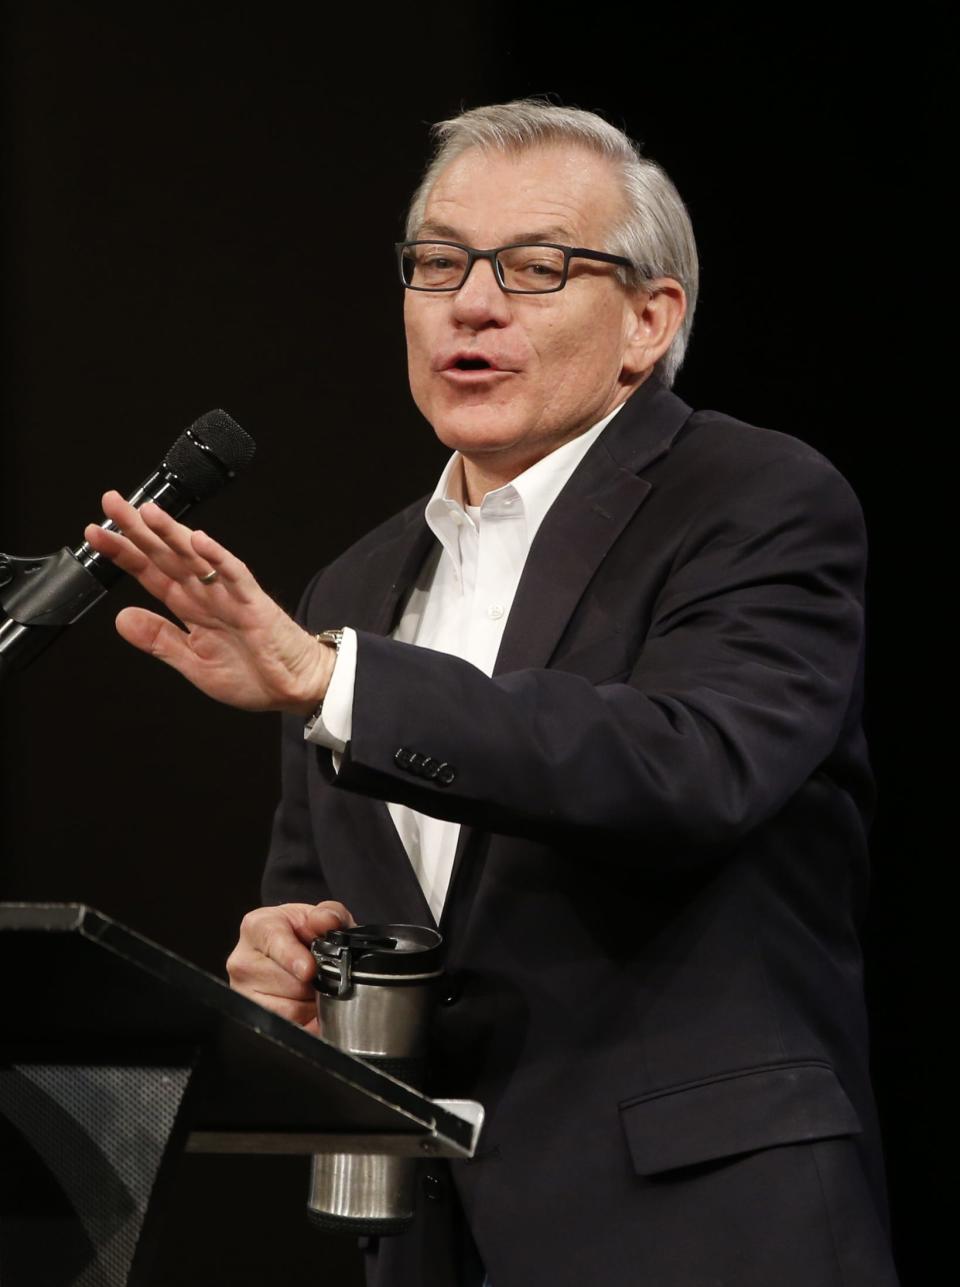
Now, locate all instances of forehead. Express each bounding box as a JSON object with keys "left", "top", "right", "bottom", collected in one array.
[{"left": 418, "top": 143, "right": 626, "bottom": 245}]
